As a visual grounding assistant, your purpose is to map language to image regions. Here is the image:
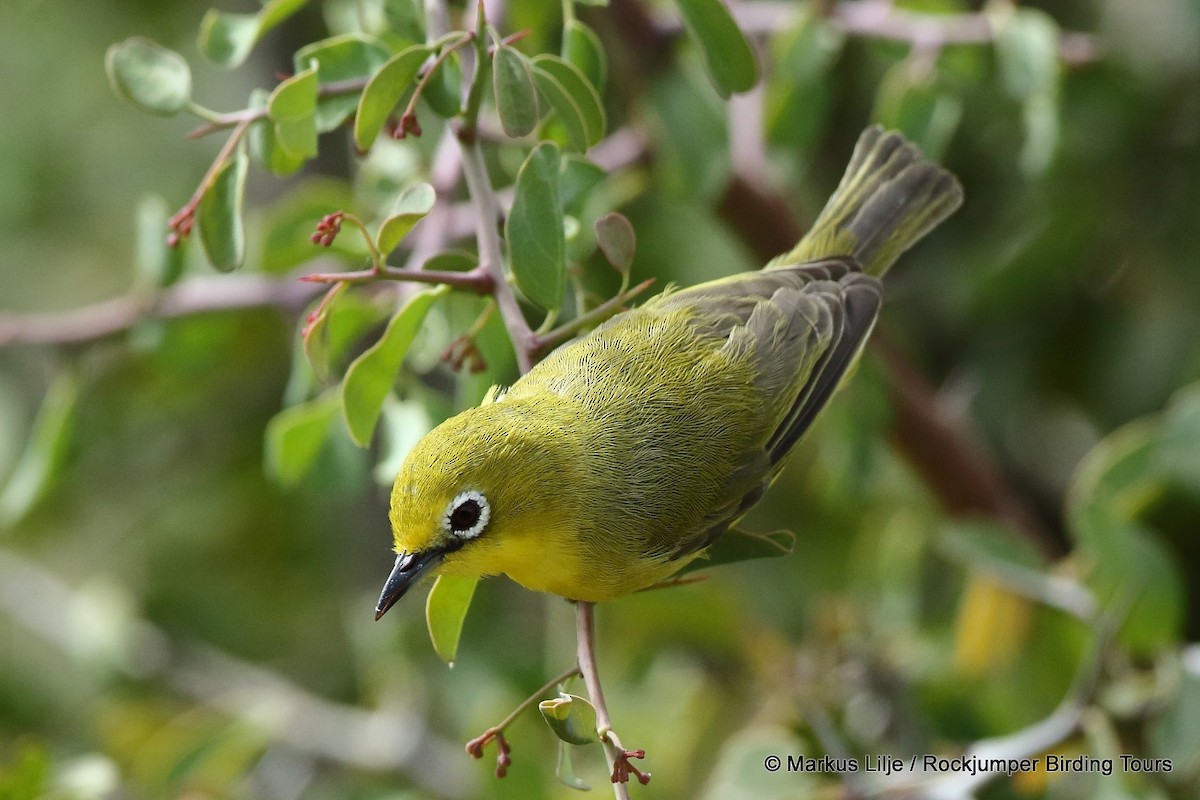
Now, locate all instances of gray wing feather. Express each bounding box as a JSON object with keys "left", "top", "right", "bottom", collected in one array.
[{"left": 658, "top": 258, "right": 883, "bottom": 558}]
